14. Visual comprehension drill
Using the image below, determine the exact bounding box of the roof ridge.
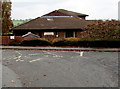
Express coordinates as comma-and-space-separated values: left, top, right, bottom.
57, 9, 88, 16
22, 32, 40, 37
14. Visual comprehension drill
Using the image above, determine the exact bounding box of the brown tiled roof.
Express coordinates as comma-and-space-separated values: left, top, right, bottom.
58, 9, 88, 16
12, 17, 87, 30
42, 9, 88, 17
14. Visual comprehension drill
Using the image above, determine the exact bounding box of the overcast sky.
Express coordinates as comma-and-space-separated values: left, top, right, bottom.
11, 0, 119, 20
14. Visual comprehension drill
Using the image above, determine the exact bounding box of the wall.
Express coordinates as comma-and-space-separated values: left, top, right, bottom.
36, 31, 81, 40
58, 31, 64, 38
0, 36, 23, 45
0, 31, 83, 45
41, 31, 65, 41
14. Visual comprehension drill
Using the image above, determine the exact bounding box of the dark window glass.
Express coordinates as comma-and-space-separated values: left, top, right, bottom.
65, 31, 75, 38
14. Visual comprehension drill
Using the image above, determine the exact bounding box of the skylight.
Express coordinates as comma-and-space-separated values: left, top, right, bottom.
43, 16, 73, 18
47, 18, 53, 21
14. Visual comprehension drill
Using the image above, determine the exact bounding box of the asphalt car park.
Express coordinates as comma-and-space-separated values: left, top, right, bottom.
2, 50, 119, 87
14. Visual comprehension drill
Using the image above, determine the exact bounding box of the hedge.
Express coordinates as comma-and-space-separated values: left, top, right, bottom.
8, 37, 120, 48
52, 38, 120, 48
9, 40, 21, 46
77, 40, 120, 48
20, 38, 51, 46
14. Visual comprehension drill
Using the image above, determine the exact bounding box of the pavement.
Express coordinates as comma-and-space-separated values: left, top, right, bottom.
1, 46, 120, 52
2, 65, 22, 87
2, 50, 119, 87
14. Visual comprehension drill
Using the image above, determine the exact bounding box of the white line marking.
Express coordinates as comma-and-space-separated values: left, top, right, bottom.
28, 53, 40, 56
53, 55, 63, 58
16, 59, 24, 62
29, 58, 41, 63
80, 52, 84, 56
20, 60, 24, 62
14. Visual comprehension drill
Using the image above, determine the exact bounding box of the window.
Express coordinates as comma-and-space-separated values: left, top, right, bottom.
10, 36, 15, 39
44, 32, 54, 35
47, 18, 53, 21
65, 31, 76, 38
39, 32, 42, 38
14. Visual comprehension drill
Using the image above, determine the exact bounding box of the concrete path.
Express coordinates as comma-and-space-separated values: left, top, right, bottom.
2, 65, 22, 87
1, 46, 120, 52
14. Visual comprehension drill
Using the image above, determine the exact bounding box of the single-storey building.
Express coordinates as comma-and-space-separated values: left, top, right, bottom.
12, 9, 89, 39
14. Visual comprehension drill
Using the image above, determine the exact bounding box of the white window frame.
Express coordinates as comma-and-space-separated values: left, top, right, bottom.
73, 31, 76, 38
56, 32, 59, 38
10, 36, 15, 39
44, 32, 54, 36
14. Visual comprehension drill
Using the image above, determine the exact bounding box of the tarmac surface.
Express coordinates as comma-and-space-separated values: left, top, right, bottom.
2, 49, 119, 87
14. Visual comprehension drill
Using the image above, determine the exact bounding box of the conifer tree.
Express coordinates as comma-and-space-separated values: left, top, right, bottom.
2, 0, 13, 34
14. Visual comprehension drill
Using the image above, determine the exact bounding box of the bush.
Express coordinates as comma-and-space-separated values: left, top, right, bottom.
8, 37, 120, 48
21, 38, 51, 46
9, 40, 21, 46
52, 38, 80, 46
52, 38, 64, 43
64, 38, 80, 42
52, 38, 120, 48
77, 40, 120, 48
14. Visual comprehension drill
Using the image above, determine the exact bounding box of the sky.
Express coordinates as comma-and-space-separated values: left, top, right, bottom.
119, 1, 120, 20
11, 0, 120, 20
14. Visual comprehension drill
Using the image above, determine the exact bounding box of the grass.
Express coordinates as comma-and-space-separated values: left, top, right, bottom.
12, 20, 25, 26
12, 20, 31, 26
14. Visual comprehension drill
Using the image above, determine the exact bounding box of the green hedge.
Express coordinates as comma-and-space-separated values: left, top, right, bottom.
77, 40, 120, 48
9, 40, 21, 46
21, 39, 51, 46
8, 37, 120, 48
53, 38, 120, 48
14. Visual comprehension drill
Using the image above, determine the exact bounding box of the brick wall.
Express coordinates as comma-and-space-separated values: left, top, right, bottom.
0, 31, 83, 45
0, 36, 23, 45
0, 36, 10, 45
41, 32, 65, 41
42, 31, 82, 39
58, 32, 64, 38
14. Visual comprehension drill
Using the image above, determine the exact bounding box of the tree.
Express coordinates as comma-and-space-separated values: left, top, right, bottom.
0, 1, 2, 35
2, 0, 13, 34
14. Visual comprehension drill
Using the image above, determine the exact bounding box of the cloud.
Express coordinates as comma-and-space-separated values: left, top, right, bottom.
11, 0, 119, 20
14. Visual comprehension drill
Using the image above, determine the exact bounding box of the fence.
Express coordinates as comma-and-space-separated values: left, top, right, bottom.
0, 36, 23, 45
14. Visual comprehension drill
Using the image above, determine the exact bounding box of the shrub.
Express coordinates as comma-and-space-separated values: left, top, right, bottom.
52, 38, 64, 43
9, 40, 21, 46
64, 38, 80, 42
52, 38, 80, 46
21, 38, 51, 46
77, 40, 120, 48
52, 37, 120, 48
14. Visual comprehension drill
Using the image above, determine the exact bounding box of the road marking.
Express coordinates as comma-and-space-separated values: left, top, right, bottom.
16, 59, 20, 62
29, 58, 41, 63
28, 53, 40, 56
16, 59, 24, 62
80, 52, 84, 56
16, 51, 22, 55
53, 55, 63, 58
